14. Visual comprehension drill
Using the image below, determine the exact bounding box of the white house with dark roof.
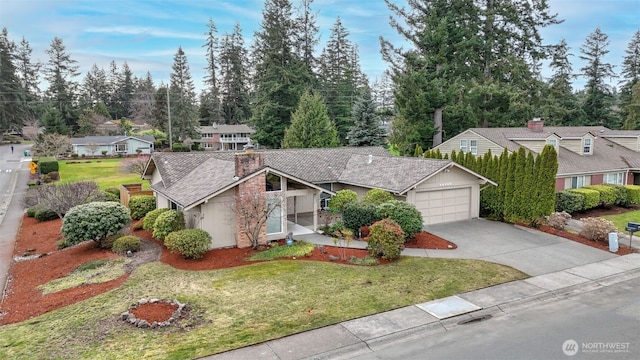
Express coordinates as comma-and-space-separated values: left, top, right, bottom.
142, 147, 495, 249
195, 124, 255, 151
434, 120, 640, 190
71, 135, 155, 156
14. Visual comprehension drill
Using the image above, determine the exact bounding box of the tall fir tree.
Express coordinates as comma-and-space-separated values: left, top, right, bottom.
293, 0, 320, 76
282, 90, 339, 148
251, 0, 312, 148
219, 23, 251, 124
44, 36, 79, 134
0, 28, 25, 132
169, 46, 200, 143
14, 36, 42, 122
130, 72, 156, 125
543, 40, 584, 125
201, 18, 222, 125
151, 83, 169, 134
81, 64, 108, 106
619, 30, 640, 129
579, 27, 619, 127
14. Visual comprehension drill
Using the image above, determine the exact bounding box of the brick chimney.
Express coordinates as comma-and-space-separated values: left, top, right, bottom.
235, 152, 264, 178
527, 118, 544, 132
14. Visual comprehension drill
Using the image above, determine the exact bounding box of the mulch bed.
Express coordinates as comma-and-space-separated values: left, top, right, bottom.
537, 225, 635, 255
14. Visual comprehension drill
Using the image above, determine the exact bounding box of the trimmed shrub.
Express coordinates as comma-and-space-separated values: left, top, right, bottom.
609, 185, 630, 206
143, 208, 170, 230
34, 208, 59, 222
325, 221, 346, 236
47, 171, 60, 181
38, 159, 59, 175
112, 235, 142, 254
102, 191, 120, 202
165, 229, 211, 259
579, 217, 617, 242
376, 200, 424, 240
367, 218, 405, 260
152, 210, 185, 241
128, 195, 156, 220
556, 191, 584, 213
61, 202, 131, 247
342, 201, 381, 234
625, 185, 640, 204
362, 189, 394, 206
104, 187, 121, 200
568, 188, 599, 210
584, 185, 617, 206
546, 211, 571, 230
328, 189, 358, 213
26, 206, 38, 217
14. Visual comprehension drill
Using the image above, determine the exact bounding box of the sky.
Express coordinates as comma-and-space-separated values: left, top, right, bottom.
1, 0, 639, 93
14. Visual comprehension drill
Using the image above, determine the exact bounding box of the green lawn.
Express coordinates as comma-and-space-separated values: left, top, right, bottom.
602, 210, 640, 232
0, 258, 526, 359
58, 158, 149, 190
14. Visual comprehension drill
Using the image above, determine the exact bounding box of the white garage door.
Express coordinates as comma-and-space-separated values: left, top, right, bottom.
414, 188, 471, 225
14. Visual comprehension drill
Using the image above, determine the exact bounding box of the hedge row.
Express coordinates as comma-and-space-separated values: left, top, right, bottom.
556, 184, 640, 213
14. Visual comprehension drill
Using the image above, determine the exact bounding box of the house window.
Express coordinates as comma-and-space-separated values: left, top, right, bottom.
265, 197, 282, 234
115, 143, 128, 152
266, 173, 282, 192
583, 138, 592, 154
470, 140, 478, 155
571, 176, 586, 189
603, 173, 623, 185
547, 139, 557, 148
460, 139, 468, 153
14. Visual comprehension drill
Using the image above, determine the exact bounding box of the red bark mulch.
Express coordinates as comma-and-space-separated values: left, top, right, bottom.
537, 225, 635, 255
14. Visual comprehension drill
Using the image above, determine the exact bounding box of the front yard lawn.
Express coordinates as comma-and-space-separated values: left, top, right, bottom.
58, 158, 150, 190
602, 210, 640, 233
0, 257, 526, 359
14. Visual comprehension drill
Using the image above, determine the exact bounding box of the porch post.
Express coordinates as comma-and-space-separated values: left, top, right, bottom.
294, 196, 298, 223
313, 191, 318, 231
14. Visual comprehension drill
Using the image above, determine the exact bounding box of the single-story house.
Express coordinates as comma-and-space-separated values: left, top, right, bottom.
71, 135, 155, 156
142, 147, 495, 249
433, 120, 640, 190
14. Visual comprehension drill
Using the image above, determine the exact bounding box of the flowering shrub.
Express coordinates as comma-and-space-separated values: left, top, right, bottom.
61, 202, 131, 247
367, 218, 405, 260
579, 217, 617, 242
165, 229, 211, 259
546, 211, 571, 230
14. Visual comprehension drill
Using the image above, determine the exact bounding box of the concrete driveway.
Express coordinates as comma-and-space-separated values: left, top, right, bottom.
409, 218, 619, 276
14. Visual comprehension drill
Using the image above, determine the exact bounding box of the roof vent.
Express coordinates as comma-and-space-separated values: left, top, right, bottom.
368, 154, 373, 164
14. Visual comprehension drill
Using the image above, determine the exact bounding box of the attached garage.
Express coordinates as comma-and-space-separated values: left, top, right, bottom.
414, 187, 472, 225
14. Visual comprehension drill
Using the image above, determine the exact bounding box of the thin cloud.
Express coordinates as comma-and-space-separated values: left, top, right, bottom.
85, 26, 204, 40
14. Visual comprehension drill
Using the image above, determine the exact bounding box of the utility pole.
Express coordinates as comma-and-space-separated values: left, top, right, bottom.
166, 85, 172, 150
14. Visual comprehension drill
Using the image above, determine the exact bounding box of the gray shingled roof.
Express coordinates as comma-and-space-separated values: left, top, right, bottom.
70, 135, 154, 145
197, 124, 255, 134
146, 147, 471, 208
557, 137, 640, 175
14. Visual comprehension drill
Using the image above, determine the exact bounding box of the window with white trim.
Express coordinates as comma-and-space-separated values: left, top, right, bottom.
115, 143, 128, 152
547, 138, 557, 148
570, 176, 586, 189
460, 139, 468, 153
582, 138, 592, 154
603, 173, 623, 185
469, 140, 478, 155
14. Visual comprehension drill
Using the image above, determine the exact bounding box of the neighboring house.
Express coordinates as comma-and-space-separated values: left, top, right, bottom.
142, 147, 495, 249
434, 119, 640, 190
195, 124, 255, 151
71, 135, 155, 156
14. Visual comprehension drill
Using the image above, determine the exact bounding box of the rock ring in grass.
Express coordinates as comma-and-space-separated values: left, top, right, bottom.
121, 298, 187, 329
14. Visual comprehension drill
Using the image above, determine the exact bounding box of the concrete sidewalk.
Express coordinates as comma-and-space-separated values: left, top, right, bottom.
201, 253, 640, 360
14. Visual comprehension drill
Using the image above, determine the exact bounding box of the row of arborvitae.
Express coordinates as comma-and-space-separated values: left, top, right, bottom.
326, 188, 424, 260
556, 184, 640, 213
424, 145, 559, 224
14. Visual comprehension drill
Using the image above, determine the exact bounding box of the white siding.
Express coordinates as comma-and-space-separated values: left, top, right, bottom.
604, 137, 640, 152
435, 130, 504, 158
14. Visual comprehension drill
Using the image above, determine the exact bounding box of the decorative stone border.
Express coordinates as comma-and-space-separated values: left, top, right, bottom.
121, 298, 186, 329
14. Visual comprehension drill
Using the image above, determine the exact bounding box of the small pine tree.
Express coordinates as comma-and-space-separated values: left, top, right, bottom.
413, 145, 424, 157
434, 148, 442, 159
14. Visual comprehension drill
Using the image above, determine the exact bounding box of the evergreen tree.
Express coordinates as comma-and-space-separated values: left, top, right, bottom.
579, 28, 618, 127
44, 36, 79, 134
201, 18, 222, 125
169, 46, 200, 143
293, 0, 320, 75
623, 81, 640, 130
42, 107, 69, 135
619, 30, 640, 128
151, 84, 169, 134
536, 145, 558, 217
130, 72, 156, 125
542, 40, 584, 125
346, 89, 386, 146
14, 36, 42, 122
116, 62, 135, 119
502, 150, 518, 221
251, 0, 312, 148
81, 64, 108, 105
219, 23, 251, 124
282, 90, 339, 148
0, 28, 25, 132
522, 151, 535, 221
496, 148, 510, 218
319, 17, 365, 144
